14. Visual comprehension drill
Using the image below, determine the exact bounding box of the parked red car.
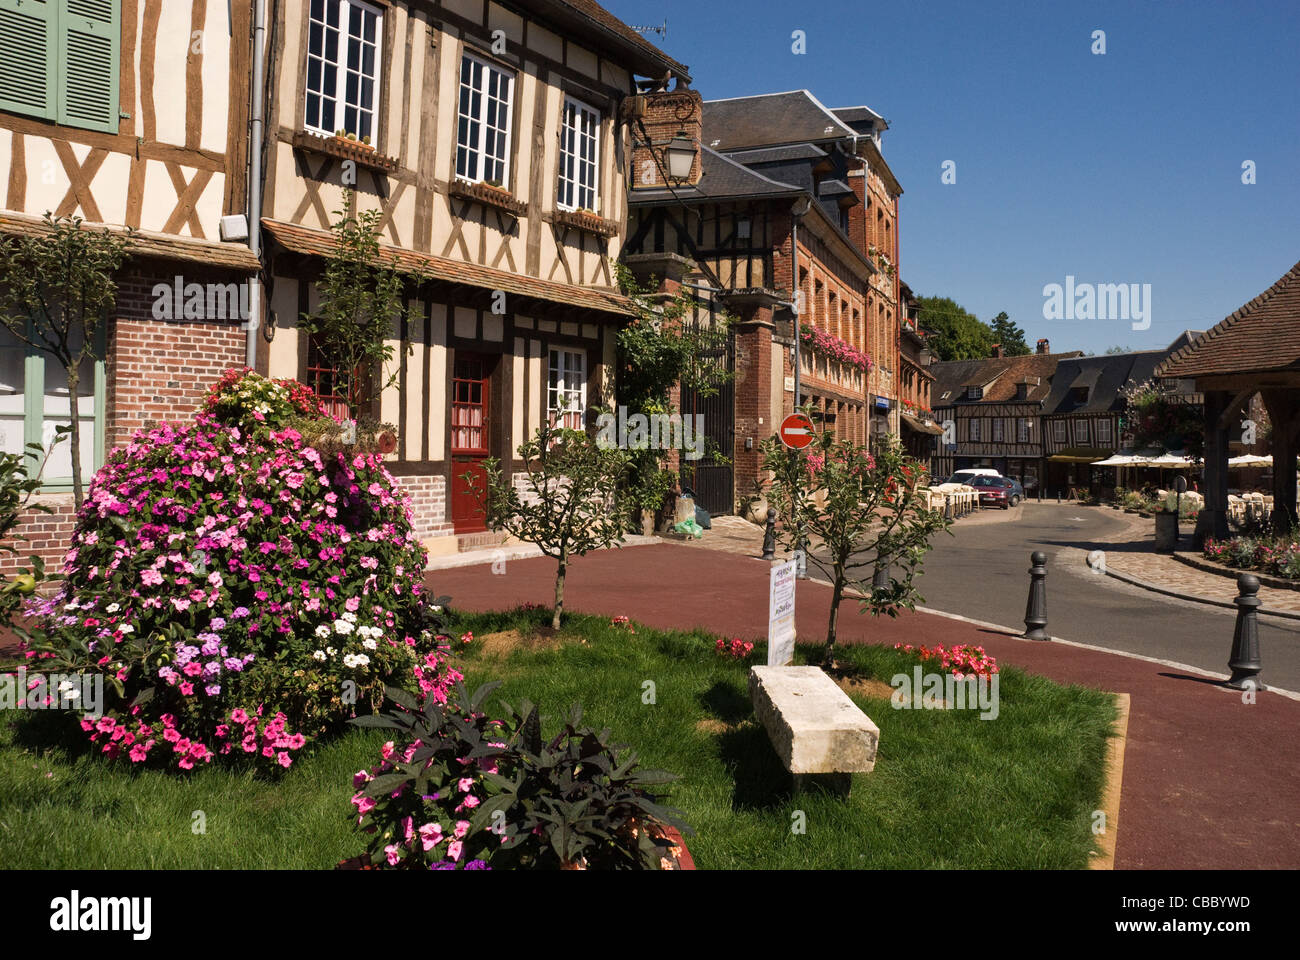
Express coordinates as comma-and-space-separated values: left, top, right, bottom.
970, 475, 1023, 509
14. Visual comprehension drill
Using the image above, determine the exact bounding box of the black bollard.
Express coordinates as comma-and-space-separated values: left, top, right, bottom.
1226, 574, 1265, 690
1023, 551, 1049, 640
873, 557, 890, 594
761, 508, 777, 561
1056, 489, 1062, 504
944, 496, 953, 521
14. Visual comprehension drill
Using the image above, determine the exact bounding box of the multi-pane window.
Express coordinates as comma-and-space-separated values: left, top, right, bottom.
304, 334, 352, 420
304, 0, 382, 140
1095, 418, 1112, 444
968, 419, 981, 442
991, 418, 1004, 442
1018, 418, 1031, 443
1076, 420, 1089, 445
558, 96, 600, 211
456, 52, 514, 185
547, 349, 586, 430
1053, 420, 1066, 443
0, 325, 102, 485
0, 0, 120, 133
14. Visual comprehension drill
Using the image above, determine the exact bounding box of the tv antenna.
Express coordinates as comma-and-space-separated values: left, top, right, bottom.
629, 19, 667, 40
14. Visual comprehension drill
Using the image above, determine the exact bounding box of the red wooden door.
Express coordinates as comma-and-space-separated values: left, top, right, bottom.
451, 355, 491, 533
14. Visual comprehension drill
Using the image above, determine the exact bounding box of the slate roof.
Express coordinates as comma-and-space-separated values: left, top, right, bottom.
831, 105, 887, 130
932, 352, 1084, 406
627, 145, 802, 204
702, 91, 857, 152
723, 144, 829, 164
1156, 259, 1300, 378
262, 219, 631, 316
1040, 351, 1164, 416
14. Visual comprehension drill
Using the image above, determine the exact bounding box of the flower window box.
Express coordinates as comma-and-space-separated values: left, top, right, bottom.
449, 178, 529, 218
291, 129, 398, 174
551, 208, 619, 238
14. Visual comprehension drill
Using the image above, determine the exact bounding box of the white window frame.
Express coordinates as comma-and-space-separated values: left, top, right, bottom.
547, 349, 586, 431
303, 0, 384, 141
968, 418, 981, 442
456, 51, 514, 187
558, 95, 601, 213
1095, 418, 1112, 444
1076, 420, 1089, 445
1017, 418, 1031, 443
1053, 419, 1066, 444
991, 418, 1004, 442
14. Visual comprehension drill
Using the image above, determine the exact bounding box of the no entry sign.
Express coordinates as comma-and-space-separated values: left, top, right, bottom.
779, 412, 815, 450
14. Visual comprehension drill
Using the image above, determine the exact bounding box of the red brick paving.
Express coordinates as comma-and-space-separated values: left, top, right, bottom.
429, 542, 1300, 870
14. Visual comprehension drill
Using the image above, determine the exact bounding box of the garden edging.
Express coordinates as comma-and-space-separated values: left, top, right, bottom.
1172, 551, 1300, 592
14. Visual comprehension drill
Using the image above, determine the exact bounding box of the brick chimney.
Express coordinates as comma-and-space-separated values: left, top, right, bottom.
628, 87, 703, 191
990, 343, 1003, 358
1036, 338, 1050, 355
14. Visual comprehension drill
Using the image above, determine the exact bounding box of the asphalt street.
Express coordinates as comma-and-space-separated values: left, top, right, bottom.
865, 501, 1300, 692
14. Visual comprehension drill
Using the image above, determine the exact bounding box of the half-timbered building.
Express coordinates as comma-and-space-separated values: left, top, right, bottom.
1, 0, 261, 571
931, 343, 1082, 492
623, 89, 896, 513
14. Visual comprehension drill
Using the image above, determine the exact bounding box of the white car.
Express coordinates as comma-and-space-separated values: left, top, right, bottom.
948, 468, 1001, 486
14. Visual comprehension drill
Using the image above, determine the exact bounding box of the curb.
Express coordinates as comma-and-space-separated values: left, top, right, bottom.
1089, 692, 1130, 871
1171, 551, 1300, 593
423, 536, 660, 572
912, 604, 1300, 701
1095, 563, 1300, 622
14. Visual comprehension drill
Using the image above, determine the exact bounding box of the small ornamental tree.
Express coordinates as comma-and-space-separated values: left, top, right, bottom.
0, 214, 131, 507
299, 192, 409, 414
469, 422, 630, 630
762, 430, 950, 666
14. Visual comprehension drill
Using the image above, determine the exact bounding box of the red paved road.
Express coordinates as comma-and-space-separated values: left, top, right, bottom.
430, 542, 1300, 870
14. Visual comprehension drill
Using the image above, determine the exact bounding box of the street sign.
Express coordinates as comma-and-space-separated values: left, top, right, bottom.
768, 559, 797, 666
779, 412, 815, 450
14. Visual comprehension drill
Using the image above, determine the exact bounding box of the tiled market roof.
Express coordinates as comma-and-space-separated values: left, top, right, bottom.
262, 219, 632, 317
1156, 259, 1300, 378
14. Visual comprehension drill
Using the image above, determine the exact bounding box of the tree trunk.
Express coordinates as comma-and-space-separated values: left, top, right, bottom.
552, 555, 566, 630
823, 573, 844, 667
67, 365, 83, 509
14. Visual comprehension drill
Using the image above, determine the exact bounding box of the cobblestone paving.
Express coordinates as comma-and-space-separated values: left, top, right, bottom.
1086, 509, 1300, 616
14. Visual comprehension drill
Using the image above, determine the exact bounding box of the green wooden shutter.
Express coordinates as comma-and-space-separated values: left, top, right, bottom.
56, 0, 118, 132
0, 0, 57, 121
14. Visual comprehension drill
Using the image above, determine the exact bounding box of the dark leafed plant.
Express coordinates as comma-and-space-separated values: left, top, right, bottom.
0, 214, 131, 508
762, 430, 950, 667
349, 681, 508, 870
475, 700, 690, 870
467, 422, 630, 630
349, 683, 690, 870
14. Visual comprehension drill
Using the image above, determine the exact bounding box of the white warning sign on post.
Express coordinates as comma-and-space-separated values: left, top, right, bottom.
768, 559, 797, 666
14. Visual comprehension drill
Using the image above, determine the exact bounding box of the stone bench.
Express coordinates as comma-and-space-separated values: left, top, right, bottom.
748, 666, 880, 795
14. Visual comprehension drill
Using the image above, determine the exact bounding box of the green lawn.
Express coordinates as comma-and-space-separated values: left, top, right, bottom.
0, 609, 1118, 869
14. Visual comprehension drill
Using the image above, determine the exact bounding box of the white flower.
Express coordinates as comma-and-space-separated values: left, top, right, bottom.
342, 653, 370, 669
431, 605, 443, 613
118, 624, 134, 635
362, 638, 377, 651
315, 624, 331, 639
106, 603, 120, 613
312, 650, 327, 662
326, 647, 337, 657
333, 619, 355, 636
342, 611, 358, 624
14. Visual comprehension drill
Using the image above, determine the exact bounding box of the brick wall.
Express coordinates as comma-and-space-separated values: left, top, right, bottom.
396, 473, 453, 542
733, 314, 773, 502
0, 493, 76, 578
630, 89, 703, 191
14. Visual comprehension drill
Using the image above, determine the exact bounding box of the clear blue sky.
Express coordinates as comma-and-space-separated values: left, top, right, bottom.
606, 0, 1300, 355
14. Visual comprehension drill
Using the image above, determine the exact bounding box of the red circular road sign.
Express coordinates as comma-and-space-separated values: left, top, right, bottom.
779, 413, 815, 450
